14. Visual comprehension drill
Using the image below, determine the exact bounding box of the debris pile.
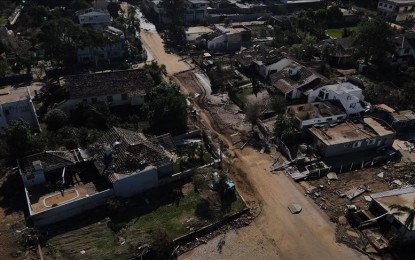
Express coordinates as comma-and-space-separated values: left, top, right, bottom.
176, 211, 254, 255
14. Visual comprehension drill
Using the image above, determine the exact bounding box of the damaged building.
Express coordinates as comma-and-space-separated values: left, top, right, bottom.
17, 127, 175, 226
308, 117, 396, 158
58, 69, 155, 111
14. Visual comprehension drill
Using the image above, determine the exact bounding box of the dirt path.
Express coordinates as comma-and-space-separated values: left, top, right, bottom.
140, 31, 192, 75
230, 148, 366, 259
139, 20, 366, 259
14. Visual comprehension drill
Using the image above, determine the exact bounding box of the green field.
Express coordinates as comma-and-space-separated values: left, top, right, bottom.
325, 27, 357, 39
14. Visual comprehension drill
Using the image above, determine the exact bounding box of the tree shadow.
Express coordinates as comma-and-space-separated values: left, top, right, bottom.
0, 171, 29, 216
44, 182, 183, 238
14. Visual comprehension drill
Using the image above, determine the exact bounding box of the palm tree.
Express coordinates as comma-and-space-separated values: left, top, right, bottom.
390, 204, 415, 230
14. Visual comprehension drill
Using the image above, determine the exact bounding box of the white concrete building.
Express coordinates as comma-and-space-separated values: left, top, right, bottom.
17, 127, 175, 226
76, 8, 111, 27
207, 24, 251, 52
389, 32, 415, 66
308, 82, 370, 115
378, 0, 415, 22
0, 87, 40, 133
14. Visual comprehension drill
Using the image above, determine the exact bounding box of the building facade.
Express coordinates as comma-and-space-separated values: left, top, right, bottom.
309, 117, 396, 157
378, 0, 415, 22
77, 8, 111, 27
308, 82, 370, 115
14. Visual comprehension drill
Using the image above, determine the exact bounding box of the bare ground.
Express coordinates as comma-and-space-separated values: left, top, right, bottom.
140, 31, 192, 75
180, 225, 281, 260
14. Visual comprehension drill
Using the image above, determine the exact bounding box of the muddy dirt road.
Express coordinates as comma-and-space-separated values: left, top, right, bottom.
140, 17, 366, 259
140, 31, 192, 75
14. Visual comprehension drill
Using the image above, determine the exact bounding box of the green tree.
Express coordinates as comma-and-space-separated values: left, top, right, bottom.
70, 102, 118, 130
390, 204, 415, 230
145, 83, 188, 135
192, 174, 205, 193
70, 0, 91, 11
160, 0, 186, 24
149, 228, 174, 260
4, 120, 33, 158
0, 60, 7, 77
107, 2, 121, 18
269, 95, 286, 115
39, 18, 104, 66
144, 61, 167, 85
353, 17, 393, 63
44, 109, 67, 131
245, 100, 260, 131
274, 115, 297, 149
251, 76, 260, 97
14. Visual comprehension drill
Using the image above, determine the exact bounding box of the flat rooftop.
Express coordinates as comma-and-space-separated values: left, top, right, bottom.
324, 82, 361, 95
390, 110, 415, 123
287, 102, 345, 121
309, 118, 395, 145
371, 186, 415, 230
380, 0, 415, 6
216, 25, 249, 34
186, 26, 213, 34
0, 86, 31, 103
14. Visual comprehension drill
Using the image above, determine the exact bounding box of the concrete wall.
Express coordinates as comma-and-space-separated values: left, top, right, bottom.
79, 12, 111, 26
370, 199, 415, 241
157, 162, 173, 179
0, 97, 40, 133
112, 166, 158, 197
22, 170, 46, 188
297, 114, 347, 129
31, 189, 114, 227
206, 13, 271, 24
207, 34, 227, 50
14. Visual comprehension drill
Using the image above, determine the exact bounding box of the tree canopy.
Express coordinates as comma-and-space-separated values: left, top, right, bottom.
4, 120, 34, 158
353, 17, 394, 63
274, 115, 297, 150
160, 0, 186, 24
44, 109, 68, 131
107, 2, 121, 18
38, 18, 104, 65
145, 83, 188, 135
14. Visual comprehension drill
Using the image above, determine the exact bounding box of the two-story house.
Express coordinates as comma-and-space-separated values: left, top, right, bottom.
307, 82, 371, 115
378, 0, 415, 22
308, 117, 396, 158
206, 24, 251, 52
389, 31, 415, 66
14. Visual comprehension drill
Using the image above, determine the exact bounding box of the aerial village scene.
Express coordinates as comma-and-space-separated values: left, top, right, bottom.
2, 0, 415, 259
